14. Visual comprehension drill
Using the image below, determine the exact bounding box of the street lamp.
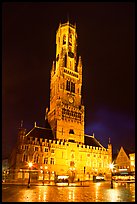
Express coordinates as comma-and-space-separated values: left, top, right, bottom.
109, 163, 114, 189
28, 162, 33, 188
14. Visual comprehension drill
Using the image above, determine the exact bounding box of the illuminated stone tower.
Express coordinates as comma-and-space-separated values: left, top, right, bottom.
48, 21, 84, 143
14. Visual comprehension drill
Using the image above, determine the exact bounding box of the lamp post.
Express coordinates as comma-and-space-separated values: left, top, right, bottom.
28, 162, 33, 188
109, 163, 114, 189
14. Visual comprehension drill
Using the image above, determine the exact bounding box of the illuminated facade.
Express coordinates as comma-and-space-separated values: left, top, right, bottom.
48, 22, 84, 143
9, 21, 112, 182
113, 146, 135, 173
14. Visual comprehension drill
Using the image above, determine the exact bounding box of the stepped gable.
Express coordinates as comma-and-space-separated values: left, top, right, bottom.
26, 120, 54, 140
84, 135, 103, 148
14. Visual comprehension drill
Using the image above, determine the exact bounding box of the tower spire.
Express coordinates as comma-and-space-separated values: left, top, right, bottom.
77, 56, 82, 74
45, 107, 48, 121
51, 61, 55, 76
20, 120, 23, 128
109, 137, 111, 144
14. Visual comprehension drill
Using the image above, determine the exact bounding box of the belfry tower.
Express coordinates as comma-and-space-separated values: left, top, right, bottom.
48, 21, 84, 143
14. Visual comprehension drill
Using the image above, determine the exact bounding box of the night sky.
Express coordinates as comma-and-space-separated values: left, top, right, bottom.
2, 2, 135, 159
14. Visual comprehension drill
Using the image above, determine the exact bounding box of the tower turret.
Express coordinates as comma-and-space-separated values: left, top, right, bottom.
18, 120, 26, 144
108, 137, 113, 165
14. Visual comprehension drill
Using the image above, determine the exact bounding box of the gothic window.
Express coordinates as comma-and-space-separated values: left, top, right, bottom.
50, 158, 54, 165
71, 82, 75, 93
45, 148, 48, 152
66, 81, 75, 93
64, 54, 67, 67
63, 34, 66, 45
44, 157, 48, 164
66, 80, 71, 91
35, 147, 39, 151
51, 149, 54, 153
69, 34, 72, 45
25, 145, 28, 150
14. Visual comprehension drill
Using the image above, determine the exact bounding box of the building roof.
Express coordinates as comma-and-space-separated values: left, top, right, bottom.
25, 121, 105, 148
84, 135, 104, 148
26, 127, 54, 140
26, 120, 54, 140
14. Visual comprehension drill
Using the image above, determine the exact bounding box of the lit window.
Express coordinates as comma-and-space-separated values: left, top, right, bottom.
45, 148, 48, 152
50, 158, 54, 165
66, 80, 71, 91
44, 158, 48, 164
71, 82, 75, 93
25, 145, 28, 150
63, 34, 66, 45
51, 149, 54, 153
35, 147, 39, 151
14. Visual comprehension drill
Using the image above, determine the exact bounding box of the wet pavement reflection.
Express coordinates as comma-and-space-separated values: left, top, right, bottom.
2, 181, 135, 202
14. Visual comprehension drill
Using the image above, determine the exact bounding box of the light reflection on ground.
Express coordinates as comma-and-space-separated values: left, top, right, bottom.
2, 181, 135, 202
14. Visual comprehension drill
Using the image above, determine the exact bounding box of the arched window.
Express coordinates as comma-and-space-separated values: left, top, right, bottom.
63, 34, 66, 45
69, 34, 72, 45
64, 54, 67, 67
66, 80, 70, 91
71, 82, 75, 93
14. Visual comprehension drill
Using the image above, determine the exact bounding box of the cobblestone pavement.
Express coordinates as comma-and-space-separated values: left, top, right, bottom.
2, 181, 135, 202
